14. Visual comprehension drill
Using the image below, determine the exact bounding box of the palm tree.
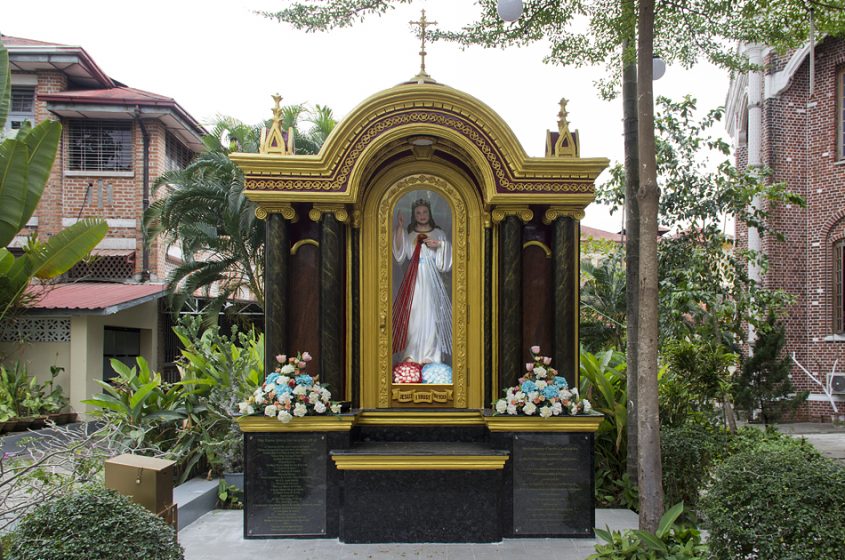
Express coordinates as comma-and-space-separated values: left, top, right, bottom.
580, 248, 627, 352
145, 106, 336, 318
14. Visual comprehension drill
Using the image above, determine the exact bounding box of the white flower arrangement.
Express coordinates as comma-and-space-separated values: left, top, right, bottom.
238, 351, 342, 423
494, 346, 592, 417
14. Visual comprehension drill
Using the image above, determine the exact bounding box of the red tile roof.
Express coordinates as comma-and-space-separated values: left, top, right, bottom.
581, 225, 623, 242
0, 35, 71, 47
26, 283, 166, 313
41, 86, 177, 106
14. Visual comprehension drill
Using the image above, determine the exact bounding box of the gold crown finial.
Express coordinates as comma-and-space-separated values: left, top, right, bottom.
409, 9, 438, 83
546, 98, 579, 158
260, 93, 295, 155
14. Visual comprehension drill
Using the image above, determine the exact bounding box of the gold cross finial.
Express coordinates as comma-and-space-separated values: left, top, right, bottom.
409, 9, 438, 82
272, 93, 283, 120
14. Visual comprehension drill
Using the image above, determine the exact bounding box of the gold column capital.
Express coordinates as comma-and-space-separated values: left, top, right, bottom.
255, 203, 298, 222
543, 206, 585, 224
491, 206, 533, 224
351, 209, 363, 229
309, 204, 350, 224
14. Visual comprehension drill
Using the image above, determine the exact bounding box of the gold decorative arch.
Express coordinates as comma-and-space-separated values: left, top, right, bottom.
232, 82, 608, 211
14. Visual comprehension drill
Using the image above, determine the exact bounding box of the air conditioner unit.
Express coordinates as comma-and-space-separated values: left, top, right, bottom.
830, 373, 845, 394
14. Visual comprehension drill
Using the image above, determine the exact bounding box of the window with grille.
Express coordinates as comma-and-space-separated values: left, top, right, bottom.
4, 87, 35, 135
165, 132, 193, 172
835, 240, 844, 334
68, 120, 133, 172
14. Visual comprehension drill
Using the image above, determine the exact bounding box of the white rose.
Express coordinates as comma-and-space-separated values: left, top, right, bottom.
254, 392, 265, 406
495, 400, 508, 414
552, 402, 563, 415
506, 404, 518, 415
314, 401, 327, 414
528, 391, 540, 402
506, 387, 515, 399
534, 367, 547, 379
523, 402, 537, 415
515, 391, 526, 402
278, 376, 290, 386
330, 403, 342, 414
293, 403, 307, 417
582, 399, 592, 413
293, 384, 307, 396
278, 411, 292, 423
321, 388, 332, 401
536, 380, 547, 390
560, 389, 572, 400
539, 406, 553, 418
308, 392, 321, 403
569, 402, 578, 415
238, 401, 251, 414
264, 404, 277, 417
571, 387, 580, 398
281, 364, 295, 375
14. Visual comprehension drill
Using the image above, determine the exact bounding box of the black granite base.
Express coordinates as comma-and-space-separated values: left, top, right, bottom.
339, 469, 503, 543
490, 431, 595, 537
244, 431, 349, 538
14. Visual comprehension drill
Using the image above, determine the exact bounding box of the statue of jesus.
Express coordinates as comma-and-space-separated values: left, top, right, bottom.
392, 197, 453, 366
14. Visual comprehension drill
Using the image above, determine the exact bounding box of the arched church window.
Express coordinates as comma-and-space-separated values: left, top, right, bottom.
835, 239, 845, 334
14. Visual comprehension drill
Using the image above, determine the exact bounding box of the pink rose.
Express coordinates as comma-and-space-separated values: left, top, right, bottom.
530, 345, 540, 355
289, 357, 296, 363
298, 361, 307, 369
302, 352, 313, 362
543, 356, 552, 365
525, 363, 534, 372
276, 354, 286, 363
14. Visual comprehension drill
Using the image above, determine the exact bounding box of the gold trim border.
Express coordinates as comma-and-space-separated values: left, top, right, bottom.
236, 415, 356, 432
290, 238, 319, 255
483, 414, 603, 432
331, 455, 509, 470
356, 410, 485, 426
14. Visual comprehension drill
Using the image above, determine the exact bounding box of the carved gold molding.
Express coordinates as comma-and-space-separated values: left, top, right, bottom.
351, 209, 362, 229
491, 206, 533, 224
236, 415, 356, 432
254, 203, 298, 222
391, 386, 454, 406
543, 206, 585, 224
290, 239, 319, 256
331, 454, 508, 470
308, 204, 350, 223
483, 414, 603, 432
523, 240, 552, 258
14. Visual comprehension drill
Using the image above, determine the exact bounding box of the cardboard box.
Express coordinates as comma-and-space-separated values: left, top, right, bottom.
104, 454, 175, 518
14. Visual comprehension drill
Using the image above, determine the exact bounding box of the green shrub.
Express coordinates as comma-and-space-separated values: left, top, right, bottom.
7, 485, 183, 560
589, 502, 708, 559
701, 443, 845, 560
661, 421, 726, 510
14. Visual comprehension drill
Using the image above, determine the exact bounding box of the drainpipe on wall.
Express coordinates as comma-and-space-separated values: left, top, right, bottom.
135, 107, 151, 282
745, 43, 764, 345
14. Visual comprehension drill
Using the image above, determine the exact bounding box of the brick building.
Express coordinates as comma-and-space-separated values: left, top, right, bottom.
0, 35, 205, 414
726, 37, 845, 420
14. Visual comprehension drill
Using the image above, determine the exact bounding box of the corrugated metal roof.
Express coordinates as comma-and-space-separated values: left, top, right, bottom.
26, 283, 166, 314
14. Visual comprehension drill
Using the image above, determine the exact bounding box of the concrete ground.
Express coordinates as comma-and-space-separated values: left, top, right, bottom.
776, 422, 845, 464
179, 509, 638, 560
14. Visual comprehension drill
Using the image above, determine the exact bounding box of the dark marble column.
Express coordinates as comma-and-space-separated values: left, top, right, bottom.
350, 225, 361, 408
265, 213, 288, 378
552, 216, 579, 388
484, 225, 493, 408
320, 213, 344, 392
499, 216, 523, 390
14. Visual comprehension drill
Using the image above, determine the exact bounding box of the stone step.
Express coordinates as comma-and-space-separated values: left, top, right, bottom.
174, 477, 219, 531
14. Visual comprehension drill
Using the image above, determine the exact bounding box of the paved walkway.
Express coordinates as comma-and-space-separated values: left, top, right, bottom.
775, 422, 845, 464
179, 509, 638, 560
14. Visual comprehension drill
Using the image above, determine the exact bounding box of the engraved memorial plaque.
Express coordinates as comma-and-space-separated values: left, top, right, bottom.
512, 433, 592, 536
245, 433, 327, 537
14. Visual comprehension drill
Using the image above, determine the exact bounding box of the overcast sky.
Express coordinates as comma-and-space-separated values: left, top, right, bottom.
3, 0, 732, 232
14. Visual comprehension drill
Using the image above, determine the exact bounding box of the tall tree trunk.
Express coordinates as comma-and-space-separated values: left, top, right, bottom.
636, 0, 664, 532
622, 0, 640, 489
